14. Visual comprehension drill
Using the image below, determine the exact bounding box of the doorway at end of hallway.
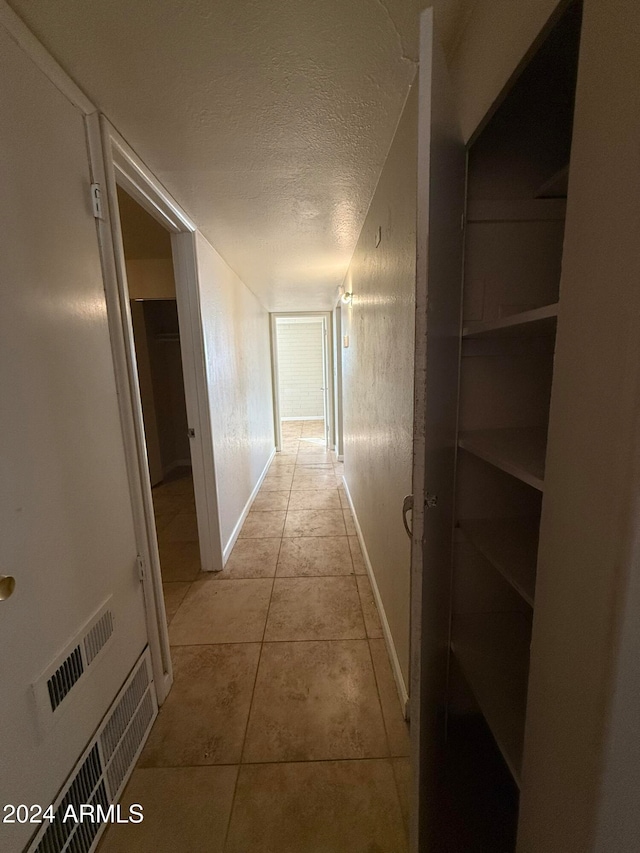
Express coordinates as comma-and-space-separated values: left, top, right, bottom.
271, 313, 333, 454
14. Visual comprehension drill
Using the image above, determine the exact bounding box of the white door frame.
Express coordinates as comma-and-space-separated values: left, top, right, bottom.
86, 115, 224, 704
269, 312, 335, 452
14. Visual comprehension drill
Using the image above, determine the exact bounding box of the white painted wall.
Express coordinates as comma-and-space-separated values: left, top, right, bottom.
276, 318, 325, 419
0, 26, 147, 851
195, 232, 275, 552
342, 83, 417, 689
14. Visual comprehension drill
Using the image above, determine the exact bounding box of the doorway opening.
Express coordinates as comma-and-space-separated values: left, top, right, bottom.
118, 188, 201, 601
91, 118, 224, 702
271, 313, 334, 454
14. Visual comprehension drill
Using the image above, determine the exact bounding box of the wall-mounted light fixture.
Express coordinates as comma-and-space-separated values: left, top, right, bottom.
340, 289, 353, 305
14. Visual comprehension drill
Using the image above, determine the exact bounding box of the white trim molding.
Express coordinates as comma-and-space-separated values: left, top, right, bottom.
86, 116, 225, 704
342, 476, 409, 713
270, 311, 335, 453
222, 447, 276, 564
85, 114, 172, 706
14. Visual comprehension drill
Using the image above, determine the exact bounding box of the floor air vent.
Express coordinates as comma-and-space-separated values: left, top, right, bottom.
31, 746, 104, 853
34, 599, 115, 722
105, 690, 154, 798
27, 649, 156, 853
100, 660, 150, 762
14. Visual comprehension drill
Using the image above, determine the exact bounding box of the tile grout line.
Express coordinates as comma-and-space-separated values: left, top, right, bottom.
334, 469, 408, 826
366, 634, 394, 761
135, 754, 395, 771
222, 538, 282, 844
155, 429, 389, 846
221, 442, 299, 839
169, 636, 375, 647
350, 530, 394, 761
224, 454, 292, 850
160, 433, 406, 849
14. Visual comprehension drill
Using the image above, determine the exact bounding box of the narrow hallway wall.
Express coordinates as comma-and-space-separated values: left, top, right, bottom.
342, 83, 417, 689
195, 233, 275, 553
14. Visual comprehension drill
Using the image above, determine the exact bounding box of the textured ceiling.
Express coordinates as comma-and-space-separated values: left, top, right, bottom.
10, 0, 473, 310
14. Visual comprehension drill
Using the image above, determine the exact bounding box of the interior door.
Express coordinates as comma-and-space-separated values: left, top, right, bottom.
409, 8, 466, 852
0, 26, 148, 852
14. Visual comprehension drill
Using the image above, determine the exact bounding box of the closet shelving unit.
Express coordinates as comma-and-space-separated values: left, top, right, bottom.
446, 0, 582, 809
462, 302, 559, 341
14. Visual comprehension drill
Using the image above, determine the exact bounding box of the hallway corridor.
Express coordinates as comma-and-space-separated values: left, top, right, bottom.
100, 420, 410, 852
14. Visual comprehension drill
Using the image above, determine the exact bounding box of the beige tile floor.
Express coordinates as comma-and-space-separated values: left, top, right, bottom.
100, 420, 410, 852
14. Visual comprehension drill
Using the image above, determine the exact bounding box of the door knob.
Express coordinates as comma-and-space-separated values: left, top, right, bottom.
0, 575, 16, 601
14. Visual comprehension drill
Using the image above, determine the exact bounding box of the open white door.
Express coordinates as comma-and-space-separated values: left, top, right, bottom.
409, 8, 466, 852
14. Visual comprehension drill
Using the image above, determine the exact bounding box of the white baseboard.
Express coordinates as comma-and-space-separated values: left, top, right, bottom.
342, 476, 409, 714
221, 447, 276, 565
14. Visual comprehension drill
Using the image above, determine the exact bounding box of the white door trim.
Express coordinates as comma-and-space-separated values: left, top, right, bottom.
86, 115, 223, 704
269, 312, 335, 452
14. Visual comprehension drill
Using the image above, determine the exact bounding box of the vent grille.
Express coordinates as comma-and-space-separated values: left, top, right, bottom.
34, 598, 115, 722
47, 646, 85, 711
27, 650, 156, 853
65, 782, 108, 853
100, 660, 149, 763
84, 610, 114, 666
33, 745, 103, 853
106, 691, 154, 798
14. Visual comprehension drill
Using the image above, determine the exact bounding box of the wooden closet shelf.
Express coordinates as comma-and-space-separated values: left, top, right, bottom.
451, 612, 532, 786
535, 164, 569, 199
458, 428, 547, 491
463, 303, 558, 339
466, 198, 567, 222
459, 517, 540, 606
